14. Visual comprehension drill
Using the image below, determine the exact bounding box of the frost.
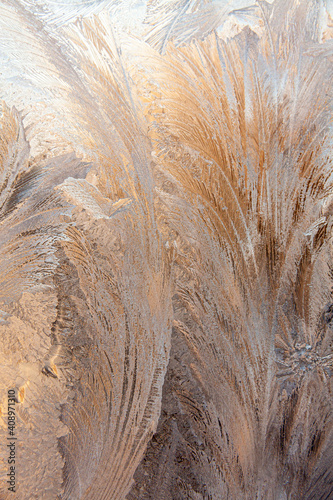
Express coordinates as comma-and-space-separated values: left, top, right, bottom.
0, 1, 332, 499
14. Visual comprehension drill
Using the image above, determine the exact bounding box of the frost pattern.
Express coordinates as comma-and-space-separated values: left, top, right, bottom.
0, 1, 332, 499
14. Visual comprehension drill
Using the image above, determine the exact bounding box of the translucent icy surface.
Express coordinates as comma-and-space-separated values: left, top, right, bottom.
0, 1, 332, 499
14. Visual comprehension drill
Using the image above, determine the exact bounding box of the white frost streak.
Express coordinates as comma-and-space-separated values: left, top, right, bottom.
55, 178, 132, 219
